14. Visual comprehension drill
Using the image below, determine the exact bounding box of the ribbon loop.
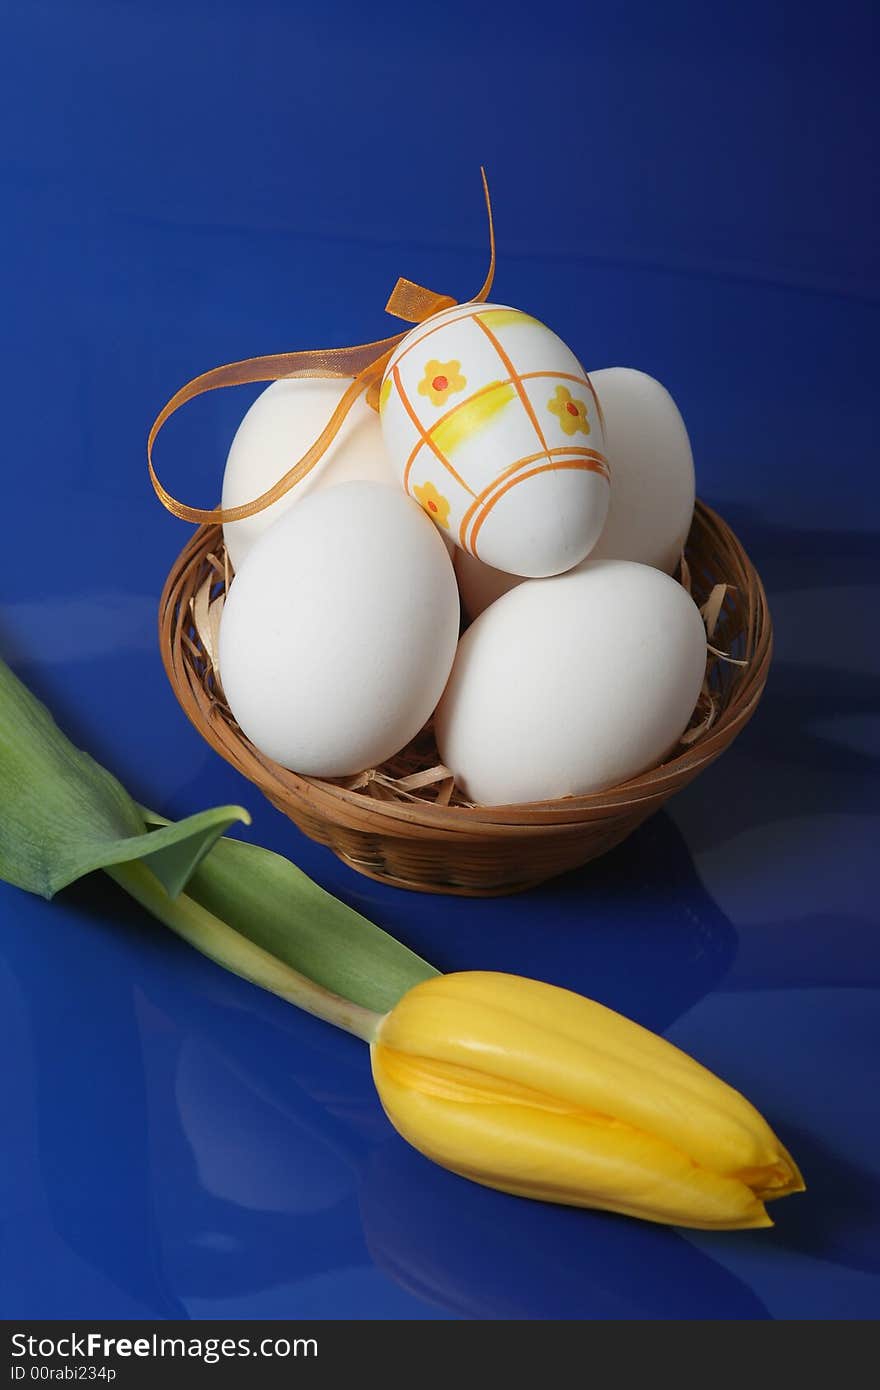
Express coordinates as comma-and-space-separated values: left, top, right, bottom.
148, 169, 495, 529
385, 278, 457, 324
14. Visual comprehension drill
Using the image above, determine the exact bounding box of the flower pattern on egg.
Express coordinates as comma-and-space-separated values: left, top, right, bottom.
548, 384, 591, 437
413, 480, 451, 529
418, 359, 467, 408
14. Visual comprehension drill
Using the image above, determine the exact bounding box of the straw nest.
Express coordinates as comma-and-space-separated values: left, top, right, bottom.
159, 500, 771, 895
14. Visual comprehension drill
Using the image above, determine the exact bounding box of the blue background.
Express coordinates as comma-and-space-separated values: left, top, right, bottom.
1, 0, 878, 1319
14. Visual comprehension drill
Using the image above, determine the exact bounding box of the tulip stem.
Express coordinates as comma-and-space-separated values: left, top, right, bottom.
104, 859, 383, 1042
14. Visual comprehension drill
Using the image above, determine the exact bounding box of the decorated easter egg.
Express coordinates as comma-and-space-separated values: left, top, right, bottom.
454, 367, 696, 620
222, 377, 395, 572
378, 303, 610, 578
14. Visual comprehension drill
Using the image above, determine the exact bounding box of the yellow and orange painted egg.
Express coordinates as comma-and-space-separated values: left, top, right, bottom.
378, 303, 609, 577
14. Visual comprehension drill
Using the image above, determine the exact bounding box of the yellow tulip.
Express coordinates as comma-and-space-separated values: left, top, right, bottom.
371, 972, 804, 1230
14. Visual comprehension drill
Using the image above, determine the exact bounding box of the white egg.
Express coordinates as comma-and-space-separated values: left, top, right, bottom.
454, 547, 518, 621
222, 377, 395, 572
219, 482, 460, 777
453, 547, 518, 622
453, 367, 697, 619
588, 368, 695, 572
379, 303, 610, 578
435, 560, 706, 805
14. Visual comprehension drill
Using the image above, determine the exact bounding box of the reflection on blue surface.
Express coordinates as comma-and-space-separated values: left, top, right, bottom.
1, 0, 878, 1320
360, 1143, 770, 1319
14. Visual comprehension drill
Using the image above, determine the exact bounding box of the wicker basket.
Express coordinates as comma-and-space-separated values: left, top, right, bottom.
159, 500, 771, 895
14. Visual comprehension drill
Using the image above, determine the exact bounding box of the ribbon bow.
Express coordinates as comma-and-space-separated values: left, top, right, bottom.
148, 171, 495, 526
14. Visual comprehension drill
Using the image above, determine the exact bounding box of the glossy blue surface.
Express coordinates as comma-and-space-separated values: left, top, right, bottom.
1, 0, 878, 1320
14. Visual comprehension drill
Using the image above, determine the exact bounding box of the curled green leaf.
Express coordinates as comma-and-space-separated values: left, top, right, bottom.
0, 657, 248, 897
0, 655, 437, 1037
144, 810, 439, 1017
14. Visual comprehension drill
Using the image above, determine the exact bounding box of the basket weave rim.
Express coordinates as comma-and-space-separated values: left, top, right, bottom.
159, 499, 771, 832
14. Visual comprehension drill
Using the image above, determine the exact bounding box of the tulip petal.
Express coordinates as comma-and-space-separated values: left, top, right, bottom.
379, 973, 796, 1185
372, 1044, 773, 1230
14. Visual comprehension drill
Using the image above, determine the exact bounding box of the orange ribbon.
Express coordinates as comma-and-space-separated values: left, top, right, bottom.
148, 170, 496, 526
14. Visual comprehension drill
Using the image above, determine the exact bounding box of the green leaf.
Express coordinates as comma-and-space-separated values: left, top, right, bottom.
0, 654, 437, 1038
146, 813, 439, 1016
136, 807, 252, 898
0, 656, 248, 897
142, 811, 439, 1017
106, 858, 389, 1041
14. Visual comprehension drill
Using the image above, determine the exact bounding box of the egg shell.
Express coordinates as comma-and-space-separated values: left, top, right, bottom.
435, 559, 707, 805
219, 482, 460, 777
453, 367, 697, 620
587, 368, 695, 573
222, 377, 395, 572
454, 547, 519, 621
379, 303, 610, 578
